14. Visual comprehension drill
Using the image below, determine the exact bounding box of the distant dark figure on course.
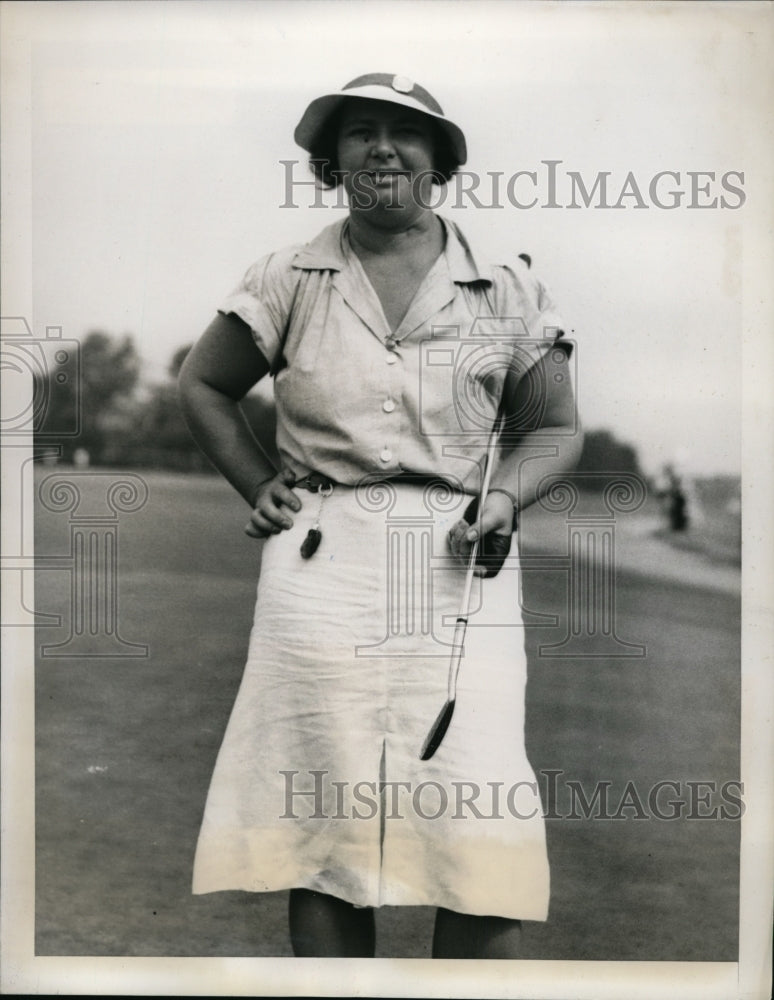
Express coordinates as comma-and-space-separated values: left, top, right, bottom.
660, 464, 689, 532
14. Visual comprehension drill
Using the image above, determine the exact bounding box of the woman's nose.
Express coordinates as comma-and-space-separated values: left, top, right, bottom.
370, 129, 397, 157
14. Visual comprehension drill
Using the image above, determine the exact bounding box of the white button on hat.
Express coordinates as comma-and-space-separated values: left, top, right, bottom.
382, 399, 396, 413
380, 448, 392, 463
392, 75, 414, 94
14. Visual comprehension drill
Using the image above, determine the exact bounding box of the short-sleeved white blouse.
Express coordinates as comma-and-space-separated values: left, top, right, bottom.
219, 216, 566, 494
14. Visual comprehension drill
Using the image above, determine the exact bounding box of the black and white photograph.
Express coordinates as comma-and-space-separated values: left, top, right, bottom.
1, 1, 772, 997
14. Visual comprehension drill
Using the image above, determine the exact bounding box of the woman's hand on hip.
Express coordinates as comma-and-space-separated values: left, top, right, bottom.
244, 468, 302, 539
448, 491, 514, 577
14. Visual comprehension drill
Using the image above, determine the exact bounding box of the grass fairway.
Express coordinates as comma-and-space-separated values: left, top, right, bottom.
34, 470, 740, 959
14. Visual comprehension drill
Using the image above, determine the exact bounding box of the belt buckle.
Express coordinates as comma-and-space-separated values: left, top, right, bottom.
298, 472, 334, 492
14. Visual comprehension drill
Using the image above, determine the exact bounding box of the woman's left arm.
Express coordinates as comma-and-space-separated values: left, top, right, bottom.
448, 346, 583, 563
491, 342, 584, 515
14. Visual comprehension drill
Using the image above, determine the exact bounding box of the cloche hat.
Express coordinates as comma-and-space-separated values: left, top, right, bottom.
294, 72, 467, 166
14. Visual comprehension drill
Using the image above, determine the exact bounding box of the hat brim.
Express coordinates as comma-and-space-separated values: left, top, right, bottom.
294, 85, 467, 167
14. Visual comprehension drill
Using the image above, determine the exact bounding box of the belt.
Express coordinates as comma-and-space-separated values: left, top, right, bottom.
294, 472, 462, 493
292, 472, 513, 573
293, 472, 467, 562
294, 473, 336, 492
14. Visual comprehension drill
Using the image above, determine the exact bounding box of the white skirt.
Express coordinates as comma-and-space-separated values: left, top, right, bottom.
192, 480, 550, 920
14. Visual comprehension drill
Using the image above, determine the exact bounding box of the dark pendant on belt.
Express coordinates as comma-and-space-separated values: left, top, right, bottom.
300, 481, 333, 559
300, 527, 322, 559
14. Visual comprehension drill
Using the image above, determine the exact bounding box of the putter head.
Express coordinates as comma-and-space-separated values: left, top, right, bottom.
419, 699, 456, 760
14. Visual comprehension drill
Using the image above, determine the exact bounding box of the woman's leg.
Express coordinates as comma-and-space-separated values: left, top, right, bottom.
288, 888, 375, 957
432, 908, 522, 959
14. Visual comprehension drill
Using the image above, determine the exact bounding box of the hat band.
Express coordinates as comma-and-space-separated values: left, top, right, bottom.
336, 84, 446, 122
342, 73, 444, 114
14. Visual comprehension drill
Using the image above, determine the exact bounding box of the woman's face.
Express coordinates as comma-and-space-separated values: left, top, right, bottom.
336, 99, 437, 215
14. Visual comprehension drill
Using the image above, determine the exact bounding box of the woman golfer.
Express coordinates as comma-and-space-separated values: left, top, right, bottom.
179, 73, 582, 958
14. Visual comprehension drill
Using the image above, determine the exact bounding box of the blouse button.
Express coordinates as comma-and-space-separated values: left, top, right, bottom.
386, 353, 398, 365
382, 399, 396, 413
379, 448, 392, 463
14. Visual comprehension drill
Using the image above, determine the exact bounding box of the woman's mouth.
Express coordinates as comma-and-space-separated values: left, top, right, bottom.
366, 170, 409, 185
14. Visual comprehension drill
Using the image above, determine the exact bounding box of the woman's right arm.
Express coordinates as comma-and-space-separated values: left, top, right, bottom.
178, 313, 301, 536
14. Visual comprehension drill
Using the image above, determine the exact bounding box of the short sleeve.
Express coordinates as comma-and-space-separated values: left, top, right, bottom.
218, 246, 302, 368
493, 259, 572, 377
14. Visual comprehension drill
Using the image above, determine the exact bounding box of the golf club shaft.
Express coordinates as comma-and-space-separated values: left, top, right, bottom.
445, 417, 501, 702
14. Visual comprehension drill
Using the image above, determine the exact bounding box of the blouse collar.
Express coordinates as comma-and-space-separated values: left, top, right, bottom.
292, 215, 494, 285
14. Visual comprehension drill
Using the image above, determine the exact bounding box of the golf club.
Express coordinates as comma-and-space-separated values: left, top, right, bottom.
419, 413, 502, 760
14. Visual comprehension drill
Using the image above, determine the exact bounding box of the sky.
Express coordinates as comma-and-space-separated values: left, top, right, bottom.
6, 0, 772, 477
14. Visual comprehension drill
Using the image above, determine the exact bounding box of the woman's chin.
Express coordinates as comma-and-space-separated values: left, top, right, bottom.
349, 190, 433, 221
